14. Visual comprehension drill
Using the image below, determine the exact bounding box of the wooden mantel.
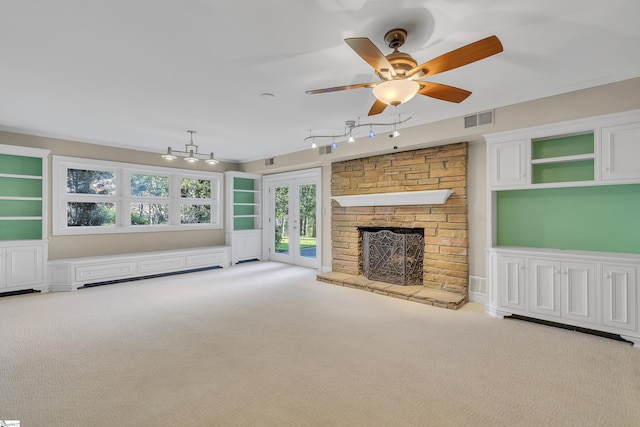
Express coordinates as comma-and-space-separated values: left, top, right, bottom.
332, 189, 454, 207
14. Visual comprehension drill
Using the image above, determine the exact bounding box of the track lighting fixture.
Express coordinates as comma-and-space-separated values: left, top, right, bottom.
389, 123, 400, 138
305, 115, 410, 148
161, 130, 219, 165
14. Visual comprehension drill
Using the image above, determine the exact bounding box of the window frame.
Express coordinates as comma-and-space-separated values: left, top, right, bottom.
52, 156, 222, 235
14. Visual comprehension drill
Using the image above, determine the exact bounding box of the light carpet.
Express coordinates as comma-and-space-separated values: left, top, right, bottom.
1, 261, 639, 426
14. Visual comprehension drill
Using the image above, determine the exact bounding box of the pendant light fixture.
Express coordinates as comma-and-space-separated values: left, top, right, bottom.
161, 130, 219, 165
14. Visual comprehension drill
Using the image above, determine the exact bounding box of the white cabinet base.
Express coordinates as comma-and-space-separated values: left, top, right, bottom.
0, 242, 48, 294
48, 246, 230, 291
487, 248, 640, 347
226, 230, 262, 264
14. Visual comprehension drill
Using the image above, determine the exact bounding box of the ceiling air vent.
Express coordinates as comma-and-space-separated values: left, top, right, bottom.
318, 145, 332, 155
264, 157, 274, 166
464, 110, 494, 128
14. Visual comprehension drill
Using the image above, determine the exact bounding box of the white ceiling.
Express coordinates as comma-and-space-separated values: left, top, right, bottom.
1, 0, 639, 163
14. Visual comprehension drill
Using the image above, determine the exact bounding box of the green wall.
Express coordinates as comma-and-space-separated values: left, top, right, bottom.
496, 184, 640, 254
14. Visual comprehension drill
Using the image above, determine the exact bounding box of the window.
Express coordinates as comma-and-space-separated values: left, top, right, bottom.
53, 156, 222, 235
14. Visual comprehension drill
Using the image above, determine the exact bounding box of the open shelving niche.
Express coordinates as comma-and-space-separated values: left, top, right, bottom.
0, 144, 50, 293
224, 171, 263, 264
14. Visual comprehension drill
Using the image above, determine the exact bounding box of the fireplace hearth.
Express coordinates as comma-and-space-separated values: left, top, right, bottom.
360, 227, 424, 286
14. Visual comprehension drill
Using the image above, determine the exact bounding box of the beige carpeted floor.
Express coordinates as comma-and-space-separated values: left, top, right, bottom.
1, 261, 639, 426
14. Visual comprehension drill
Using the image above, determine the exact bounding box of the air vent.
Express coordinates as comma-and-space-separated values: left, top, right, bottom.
464, 110, 494, 128
469, 275, 487, 295
264, 157, 274, 166
319, 145, 332, 155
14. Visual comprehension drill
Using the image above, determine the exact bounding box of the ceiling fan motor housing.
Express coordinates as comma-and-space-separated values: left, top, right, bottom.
380, 29, 419, 78
384, 29, 407, 49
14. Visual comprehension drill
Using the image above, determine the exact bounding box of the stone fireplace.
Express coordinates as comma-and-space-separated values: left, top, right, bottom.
318, 143, 469, 309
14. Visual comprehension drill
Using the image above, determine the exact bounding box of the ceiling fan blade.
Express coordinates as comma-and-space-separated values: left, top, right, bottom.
306, 82, 378, 94
368, 99, 388, 116
418, 82, 472, 103
345, 37, 396, 77
408, 35, 503, 78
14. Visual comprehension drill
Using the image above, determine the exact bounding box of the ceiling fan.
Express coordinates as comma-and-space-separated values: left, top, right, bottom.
306, 29, 503, 116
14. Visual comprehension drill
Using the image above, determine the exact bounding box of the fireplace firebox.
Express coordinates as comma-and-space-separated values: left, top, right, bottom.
360, 227, 424, 286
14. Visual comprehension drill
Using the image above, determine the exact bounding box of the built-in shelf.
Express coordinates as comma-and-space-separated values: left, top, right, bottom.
225, 171, 263, 264
332, 189, 453, 207
530, 153, 595, 165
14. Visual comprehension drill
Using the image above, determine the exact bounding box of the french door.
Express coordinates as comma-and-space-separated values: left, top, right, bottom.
264, 169, 320, 269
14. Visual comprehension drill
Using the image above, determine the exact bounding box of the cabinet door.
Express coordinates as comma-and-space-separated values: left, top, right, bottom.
498, 255, 526, 312
529, 258, 561, 317
6, 245, 44, 288
601, 263, 637, 332
561, 261, 597, 325
489, 139, 528, 188
232, 230, 262, 263
601, 122, 640, 181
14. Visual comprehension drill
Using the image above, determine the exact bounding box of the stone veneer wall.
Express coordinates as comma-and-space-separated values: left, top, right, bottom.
331, 142, 469, 295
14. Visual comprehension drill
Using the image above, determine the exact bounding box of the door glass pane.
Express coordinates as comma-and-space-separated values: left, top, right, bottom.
274, 186, 289, 254
298, 184, 316, 259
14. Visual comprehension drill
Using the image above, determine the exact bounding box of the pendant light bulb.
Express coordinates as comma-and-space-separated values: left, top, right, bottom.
369, 124, 375, 139
205, 153, 219, 165
161, 147, 177, 160
184, 149, 199, 163
392, 123, 400, 138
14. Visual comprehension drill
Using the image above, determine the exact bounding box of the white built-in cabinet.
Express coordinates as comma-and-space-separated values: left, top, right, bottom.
0, 244, 44, 290
224, 171, 263, 264
0, 144, 49, 293
601, 121, 640, 182
491, 249, 638, 341
488, 139, 527, 188
488, 110, 640, 189
485, 110, 640, 346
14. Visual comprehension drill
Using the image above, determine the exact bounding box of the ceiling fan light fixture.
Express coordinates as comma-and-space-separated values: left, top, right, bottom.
372, 79, 420, 106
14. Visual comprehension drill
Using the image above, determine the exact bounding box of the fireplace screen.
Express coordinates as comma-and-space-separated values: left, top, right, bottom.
361, 228, 424, 286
